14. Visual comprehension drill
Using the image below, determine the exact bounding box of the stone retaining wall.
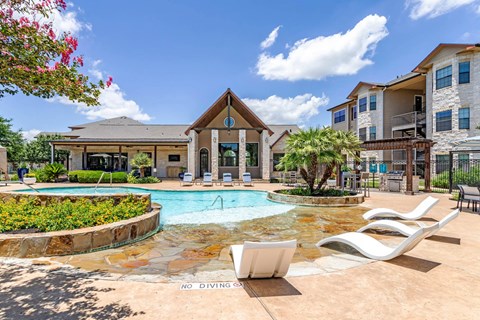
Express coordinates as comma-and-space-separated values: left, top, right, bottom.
0, 192, 160, 258
268, 190, 364, 206
0, 191, 152, 211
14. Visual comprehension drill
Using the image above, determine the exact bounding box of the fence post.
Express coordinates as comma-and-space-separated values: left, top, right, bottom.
448, 151, 453, 193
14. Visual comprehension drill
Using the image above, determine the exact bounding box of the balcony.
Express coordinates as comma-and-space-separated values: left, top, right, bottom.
391, 111, 426, 138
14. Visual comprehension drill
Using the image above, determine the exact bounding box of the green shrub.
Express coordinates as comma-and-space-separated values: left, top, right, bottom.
43, 163, 68, 182
127, 171, 160, 184
0, 195, 148, 233
278, 187, 351, 197
432, 165, 480, 189
68, 170, 128, 183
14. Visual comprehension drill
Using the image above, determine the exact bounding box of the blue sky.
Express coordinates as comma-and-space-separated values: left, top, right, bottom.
3, 0, 480, 139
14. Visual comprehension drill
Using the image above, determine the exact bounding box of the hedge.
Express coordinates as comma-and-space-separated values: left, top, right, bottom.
68, 170, 128, 183
0, 195, 148, 233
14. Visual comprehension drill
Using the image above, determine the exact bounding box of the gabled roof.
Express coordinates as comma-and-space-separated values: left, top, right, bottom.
413, 43, 477, 73
185, 88, 273, 135
347, 82, 385, 99
268, 125, 300, 147
326, 99, 355, 112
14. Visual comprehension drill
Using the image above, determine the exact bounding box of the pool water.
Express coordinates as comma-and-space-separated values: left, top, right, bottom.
20, 187, 295, 225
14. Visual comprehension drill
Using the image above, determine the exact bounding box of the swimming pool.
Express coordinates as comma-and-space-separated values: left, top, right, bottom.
19, 187, 295, 225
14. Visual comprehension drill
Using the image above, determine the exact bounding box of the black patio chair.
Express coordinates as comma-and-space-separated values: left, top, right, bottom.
457, 184, 480, 212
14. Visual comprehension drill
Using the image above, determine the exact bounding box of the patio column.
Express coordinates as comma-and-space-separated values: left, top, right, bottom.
211, 129, 219, 180
239, 129, 246, 177
82, 146, 87, 170
424, 145, 431, 192
261, 130, 270, 180
405, 144, 414, 195
187, 131, 198, 178
50, 143, 55, 164
153, 145, 157, 177
118, 146, 122, 171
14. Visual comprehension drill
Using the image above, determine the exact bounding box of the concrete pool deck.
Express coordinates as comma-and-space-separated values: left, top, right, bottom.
1, 182, 480, 319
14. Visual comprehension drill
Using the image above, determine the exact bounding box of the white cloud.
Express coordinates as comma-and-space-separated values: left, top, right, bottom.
22, 129, 41, 141
461, 32, 472, 40
406, 0, 476, 19
260, 26, 282, 50
476, 4, 480, 13
13, 2, 87, 35
242, 94, 329, 125
51, 83, 152, 122
256, 14, 388, 81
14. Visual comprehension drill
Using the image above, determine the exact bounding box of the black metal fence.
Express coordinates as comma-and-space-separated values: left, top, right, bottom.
340, 159, 480, 194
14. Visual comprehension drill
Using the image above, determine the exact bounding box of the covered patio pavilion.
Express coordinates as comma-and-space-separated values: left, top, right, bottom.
360, 137, 435, 195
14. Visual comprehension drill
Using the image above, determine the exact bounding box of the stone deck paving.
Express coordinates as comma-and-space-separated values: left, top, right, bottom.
1, 182, 480, 319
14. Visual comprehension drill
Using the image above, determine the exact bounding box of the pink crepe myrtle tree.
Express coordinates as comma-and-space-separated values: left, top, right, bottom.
0, 0, 111, 106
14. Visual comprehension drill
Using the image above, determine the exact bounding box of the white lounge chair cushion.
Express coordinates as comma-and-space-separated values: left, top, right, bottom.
358, 209, 459, 237
230, 240, 297, 279
363, 196, 439, 220
316, 223, 439, 261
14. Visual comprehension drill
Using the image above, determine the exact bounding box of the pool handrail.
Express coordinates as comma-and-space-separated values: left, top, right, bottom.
21, 181, 40, 193
95, 171, 113, 192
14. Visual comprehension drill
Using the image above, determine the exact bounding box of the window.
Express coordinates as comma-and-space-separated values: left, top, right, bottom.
359, 97, 367, 112
334, 109, 346, 123
218, 143, 238, 166
246, 143, 258, 166
273, 153, 284, 171
369, 126, 376, 140
459, 107, 470, 129
168, 154, 180, 162
435, 154, 449, 174
351, 106, 357, 120
436, 65, 452, 89
369, 95, 377, 111
359, 127, 367, 141
435, 110, 452, 132
86, 153, 128, 171
459, 61, 470, 84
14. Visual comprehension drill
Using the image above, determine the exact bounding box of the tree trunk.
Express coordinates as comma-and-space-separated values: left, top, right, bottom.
316, 163, 335, 191
140, 167, 144, 178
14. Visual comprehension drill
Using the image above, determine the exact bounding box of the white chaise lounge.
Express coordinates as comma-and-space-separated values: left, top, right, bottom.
362, 196, 439, 220
242, 172, 253, 186
181, 172, 194, 186
230, 240, 297, 279
357, 209, 459, 237
223, 173, 233, 186
202, 172, 213, 186
316, 223, 439, 261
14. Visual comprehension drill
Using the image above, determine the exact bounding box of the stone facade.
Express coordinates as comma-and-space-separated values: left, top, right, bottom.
211, 129, 219, 180
187, 131, 197, 175
357, 88, 384, 161
0, 146, 6, 174
261, 130, 270, 180
238, 129, 246, 177
430, 51, 479, 157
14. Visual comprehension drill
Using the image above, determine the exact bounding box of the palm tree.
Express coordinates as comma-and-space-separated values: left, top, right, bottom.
316, 129, 362, 190
130, 153, 152, 178
277, 127, 362, 194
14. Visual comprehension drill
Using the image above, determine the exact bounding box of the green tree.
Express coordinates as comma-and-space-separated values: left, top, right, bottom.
0, 116, 25, 166
130, 153, 152, 178
277, 127, 362, 193
24, 134, 68, 165
0, 0, 107, 105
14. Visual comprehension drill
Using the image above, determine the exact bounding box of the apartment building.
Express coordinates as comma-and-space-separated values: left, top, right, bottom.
329, 43, 479, 169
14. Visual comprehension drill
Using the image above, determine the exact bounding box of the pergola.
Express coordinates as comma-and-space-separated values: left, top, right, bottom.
360, 137, 435, 195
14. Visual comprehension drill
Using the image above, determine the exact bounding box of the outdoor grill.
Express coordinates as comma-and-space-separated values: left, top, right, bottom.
386, 170, 404, 192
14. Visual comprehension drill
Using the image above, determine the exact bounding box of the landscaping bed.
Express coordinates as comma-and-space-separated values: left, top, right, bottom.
268, 189, 364, 206
0, 194, 148, 233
